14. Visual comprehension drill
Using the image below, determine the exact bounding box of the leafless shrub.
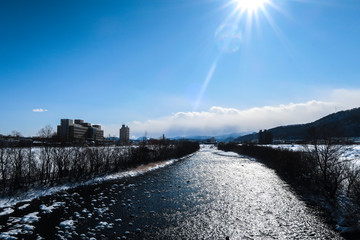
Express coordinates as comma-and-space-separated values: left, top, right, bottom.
304, 127, 350, 199
0, 141, 199, 196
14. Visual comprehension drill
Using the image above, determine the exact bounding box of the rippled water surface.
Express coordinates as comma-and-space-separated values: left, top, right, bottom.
0, 145, 342, 239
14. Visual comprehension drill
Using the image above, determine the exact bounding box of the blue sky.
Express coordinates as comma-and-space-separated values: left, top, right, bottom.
1, 0, 360, 138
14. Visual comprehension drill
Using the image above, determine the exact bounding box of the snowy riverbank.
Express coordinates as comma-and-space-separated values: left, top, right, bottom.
0, 154, 193, 210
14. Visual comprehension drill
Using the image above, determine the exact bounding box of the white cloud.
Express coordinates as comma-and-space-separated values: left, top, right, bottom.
330, 89, 360, 109
32, 108, 48, 113
128, 101, 338, 137
104, 89, 360, 138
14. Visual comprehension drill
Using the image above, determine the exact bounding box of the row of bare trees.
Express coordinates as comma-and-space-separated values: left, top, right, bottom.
0, 141, 199, 196
0, 146, 130, 195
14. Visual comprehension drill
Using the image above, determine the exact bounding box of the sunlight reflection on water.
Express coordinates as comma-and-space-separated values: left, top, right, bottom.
151, 146, 338, 239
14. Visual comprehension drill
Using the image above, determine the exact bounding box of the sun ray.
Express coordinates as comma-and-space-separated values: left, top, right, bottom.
261, 9, 296, 61
194, 61, 218, 111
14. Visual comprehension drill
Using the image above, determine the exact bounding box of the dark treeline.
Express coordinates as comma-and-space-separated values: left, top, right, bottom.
218, 139, 360, 238
0, 141, 199, 196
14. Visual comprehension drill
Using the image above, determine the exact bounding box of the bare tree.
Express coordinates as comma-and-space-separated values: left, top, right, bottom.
10, 148, 25, 192
346, 164, 360, 198
11, 130, 22, 138
304, 127, 349, 199
37, 125, 54, 138
0, 148, 9, 190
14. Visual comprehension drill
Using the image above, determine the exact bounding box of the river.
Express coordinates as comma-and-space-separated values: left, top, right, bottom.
0, 145, 341, 239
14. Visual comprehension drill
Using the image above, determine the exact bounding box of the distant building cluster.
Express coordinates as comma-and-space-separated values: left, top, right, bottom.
0, 134, 32, 147
258, 130, 273, 144
57, 119, 104, 143
119, 124, 130, 144
1, 117, 132, 146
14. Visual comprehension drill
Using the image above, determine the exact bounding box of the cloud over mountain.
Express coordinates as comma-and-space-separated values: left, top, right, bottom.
129, 100, 339, 137
103, 89, 360, 138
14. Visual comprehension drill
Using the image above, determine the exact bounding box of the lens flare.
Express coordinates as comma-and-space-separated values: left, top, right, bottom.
215, 24, 242, 53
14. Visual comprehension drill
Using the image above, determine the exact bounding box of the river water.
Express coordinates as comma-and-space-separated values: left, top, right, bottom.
0, 145, 342, 239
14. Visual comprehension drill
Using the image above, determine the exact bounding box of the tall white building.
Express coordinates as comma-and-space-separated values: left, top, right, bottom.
119, 124, 130, 144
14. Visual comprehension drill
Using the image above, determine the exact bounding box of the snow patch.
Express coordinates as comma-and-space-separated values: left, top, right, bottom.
0, 208, 14, 216
59, 219, 75, 230
0, 228, 21, 239
18, 203, 30, 210
23, 224, 35, 231
21, 212, 40, 224
40, 202, 65, 213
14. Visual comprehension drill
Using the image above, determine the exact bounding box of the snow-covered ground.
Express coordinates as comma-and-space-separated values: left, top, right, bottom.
266, 144, 360, 163
342, 145, 360, 162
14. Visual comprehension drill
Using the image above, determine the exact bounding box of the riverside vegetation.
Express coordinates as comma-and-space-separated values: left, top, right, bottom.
218, 132, 360, 238
0, 140, 199, 196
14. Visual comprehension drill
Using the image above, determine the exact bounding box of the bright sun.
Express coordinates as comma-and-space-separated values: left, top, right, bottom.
234, 0, 270, 13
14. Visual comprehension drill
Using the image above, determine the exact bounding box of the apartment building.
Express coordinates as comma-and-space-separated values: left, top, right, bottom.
57, 119, 104, 143
119, 124, 130, 144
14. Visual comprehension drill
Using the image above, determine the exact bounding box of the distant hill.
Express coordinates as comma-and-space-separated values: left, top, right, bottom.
214, 132, 250, 142
169, 132, 248, 142
171, 136, 211, 141
235, 107, 360, 142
